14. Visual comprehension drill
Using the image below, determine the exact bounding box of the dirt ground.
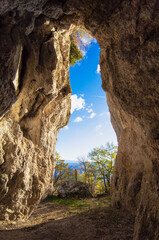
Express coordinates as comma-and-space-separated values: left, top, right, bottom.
0, 197, 135, 240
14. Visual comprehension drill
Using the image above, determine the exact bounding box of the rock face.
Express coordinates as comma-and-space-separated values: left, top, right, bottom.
0, 13, 72, 220
0, 1, 158, 239
58, 181, 92, 198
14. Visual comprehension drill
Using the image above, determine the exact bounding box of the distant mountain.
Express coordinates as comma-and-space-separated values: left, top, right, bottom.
65, 160, 80, 170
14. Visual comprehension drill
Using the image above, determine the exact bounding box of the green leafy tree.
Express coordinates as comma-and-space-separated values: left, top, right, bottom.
86, 162, 96, 194
69, 40, 84, 66
77, 156, 88, 184
54, 153, 74, 193
69, 29, 93, 66
88, 143, 117, 194
78, 156, 96, 194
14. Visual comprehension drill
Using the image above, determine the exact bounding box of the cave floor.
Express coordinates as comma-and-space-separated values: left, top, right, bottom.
0, 196, 135, 240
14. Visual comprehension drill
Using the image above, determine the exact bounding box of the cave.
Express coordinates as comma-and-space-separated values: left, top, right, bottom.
0, 1, 159, 239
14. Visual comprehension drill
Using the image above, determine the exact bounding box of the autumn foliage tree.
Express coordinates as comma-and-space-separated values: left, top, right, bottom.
88, 143, 117, 194
77, 143, 117, 194
77, 156, 96, 194
54, 143, 117, 196
54, 153, 74, 193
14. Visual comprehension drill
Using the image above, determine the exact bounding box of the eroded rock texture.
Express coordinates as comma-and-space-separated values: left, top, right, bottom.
0, 12, 72, 220
0, 0, 159, 239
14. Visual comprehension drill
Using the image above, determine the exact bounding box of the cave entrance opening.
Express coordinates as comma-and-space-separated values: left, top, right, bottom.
55, 33, 117, 197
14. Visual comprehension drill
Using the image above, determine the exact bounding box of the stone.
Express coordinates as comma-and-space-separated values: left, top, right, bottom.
0, 13, 72, 220
58, 181, 92, 198
0, 1, 158, 239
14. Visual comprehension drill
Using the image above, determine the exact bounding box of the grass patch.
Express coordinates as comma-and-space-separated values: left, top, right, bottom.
47, 195, 90, 208
46, 195, 111, 215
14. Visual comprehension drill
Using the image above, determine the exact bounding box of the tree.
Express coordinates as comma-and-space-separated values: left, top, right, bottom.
88, 143, 117, 194
69, 40, 84, 66
78, 156, 96, 194
69, 29, 93, 66
54, 152, 74, 193
77, 156, 88, 184
71, 29, 92, 52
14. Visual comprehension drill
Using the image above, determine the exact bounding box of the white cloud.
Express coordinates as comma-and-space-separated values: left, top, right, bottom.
81, 49, 87, 56
71, 94, 86, 114
99, 112, 106, 117
86, 108, 93, 113
96, 64, 101, 74
106, 111, 110, 116
80, 35, 92, 46
89, 112, 96, 119
96, 124, 102, 131
86, 104, 94, 113
99, 132, 103, 136
64, 126, 69, 130
78, 34, 95, 56
91, 95, 105, 99
80, 94, 84, 97
74, 117, 83, 123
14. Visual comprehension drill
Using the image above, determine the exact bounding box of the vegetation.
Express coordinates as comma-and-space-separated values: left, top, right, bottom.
69, 29, 92, 66
54, 142, 117, 196
88, 142, 117, 193
69, 41, 84, 66
77, 156, 96, 194
53, 152, 75, 193
47, 195, 111, 216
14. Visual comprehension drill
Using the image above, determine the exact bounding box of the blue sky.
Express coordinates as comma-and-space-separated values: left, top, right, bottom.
56, 39, 117, 160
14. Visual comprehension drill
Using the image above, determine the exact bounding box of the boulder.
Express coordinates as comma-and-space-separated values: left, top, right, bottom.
58, 181, 92, 198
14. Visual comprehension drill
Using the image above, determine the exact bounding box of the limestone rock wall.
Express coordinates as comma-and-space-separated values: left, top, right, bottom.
0, 0, 159, 239
94, 2, 159, 239
0, 13, 72, 220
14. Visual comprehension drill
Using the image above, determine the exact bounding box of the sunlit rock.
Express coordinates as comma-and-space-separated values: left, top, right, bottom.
58, 181, 92, 198
0, 1, 158, 239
